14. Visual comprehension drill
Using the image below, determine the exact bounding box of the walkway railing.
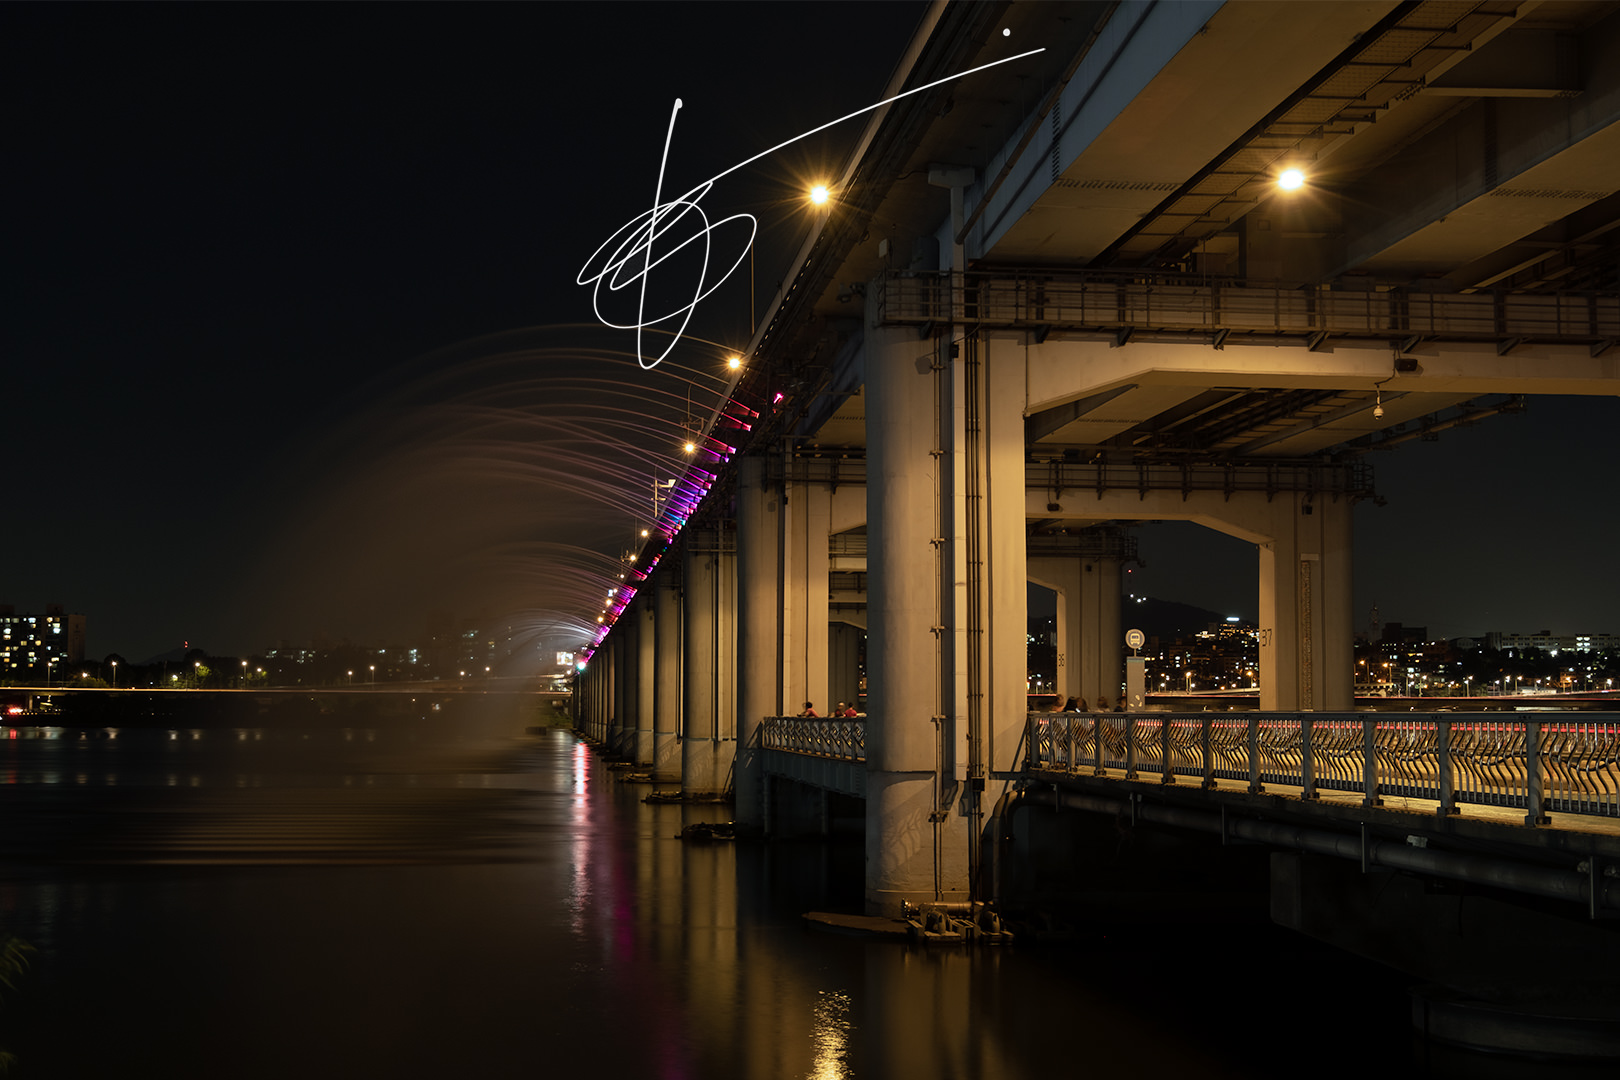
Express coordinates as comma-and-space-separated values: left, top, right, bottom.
875, 269, 1620, 347
761, 712, 1620, 824
761, 716, 864, 761
1029, 712, 1620, 823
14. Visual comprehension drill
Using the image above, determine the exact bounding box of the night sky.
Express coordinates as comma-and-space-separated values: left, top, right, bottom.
5, 3, 1617, 663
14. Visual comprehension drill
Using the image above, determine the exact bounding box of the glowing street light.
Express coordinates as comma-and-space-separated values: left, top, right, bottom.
110, 660, 117, 688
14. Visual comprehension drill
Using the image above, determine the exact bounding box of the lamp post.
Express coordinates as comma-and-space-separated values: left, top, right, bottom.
110, 660, 117, 688
369, 664, 376, 686
241, 659, 248, 688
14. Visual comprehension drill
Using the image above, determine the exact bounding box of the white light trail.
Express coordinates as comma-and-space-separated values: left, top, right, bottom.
578, 47, 1045, 370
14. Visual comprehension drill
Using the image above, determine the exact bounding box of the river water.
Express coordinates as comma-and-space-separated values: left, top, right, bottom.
0, 696, 1577, 1078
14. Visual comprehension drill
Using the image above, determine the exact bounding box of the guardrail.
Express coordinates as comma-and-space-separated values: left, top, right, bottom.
876, 269, 1620, 347
1029, 712, 1620, 823
761, 716, 864, 761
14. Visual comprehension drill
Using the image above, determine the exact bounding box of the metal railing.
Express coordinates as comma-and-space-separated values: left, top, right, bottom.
761, 716, 865, 762
760, 711, 1620, 824
1028, 712, 1620, 823
875, 270, 1620, 347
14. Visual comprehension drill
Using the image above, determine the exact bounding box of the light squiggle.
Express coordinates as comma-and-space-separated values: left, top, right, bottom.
578, 47, 1045, 370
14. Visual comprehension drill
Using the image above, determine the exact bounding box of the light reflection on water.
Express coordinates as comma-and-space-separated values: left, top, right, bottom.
0, 705, 1460, 1079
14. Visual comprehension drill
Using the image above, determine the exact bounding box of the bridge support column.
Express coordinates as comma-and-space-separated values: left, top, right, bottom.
1029, 551, 1125, 708
1256, 493, 1354, 711
866, 324, 1027, 915
653, 566, 682, 783
828, 623, 862, 712
867, 323, 954, 914
735, 454, 779, 831
682, 527, 736, 795
634, 598, 655, 766
618, 615, 641, 760
606, 633, 625, 755
783, 471, 832, 717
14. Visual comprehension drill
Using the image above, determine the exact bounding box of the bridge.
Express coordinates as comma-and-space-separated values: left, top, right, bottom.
574, 0, 1620, 938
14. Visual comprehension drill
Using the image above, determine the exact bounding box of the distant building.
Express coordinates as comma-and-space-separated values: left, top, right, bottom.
0, 604, 87, 680
1485, 630, 1619, 654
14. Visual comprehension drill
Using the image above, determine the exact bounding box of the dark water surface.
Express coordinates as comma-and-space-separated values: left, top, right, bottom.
0, 697, 1558, 1078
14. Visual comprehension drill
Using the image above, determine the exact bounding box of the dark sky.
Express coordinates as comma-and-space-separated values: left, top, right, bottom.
5, 2, 1616, 663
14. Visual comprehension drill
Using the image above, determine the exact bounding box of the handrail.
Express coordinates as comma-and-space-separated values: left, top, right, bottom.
1026, 712, 1620, 824
760, 716, 865, 762
762, 711, 1620, 825
875, 269, 1620, 348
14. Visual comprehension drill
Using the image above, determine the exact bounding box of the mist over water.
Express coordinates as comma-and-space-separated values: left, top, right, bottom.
231, 326, 739, 659
0, 698, 1568, 1079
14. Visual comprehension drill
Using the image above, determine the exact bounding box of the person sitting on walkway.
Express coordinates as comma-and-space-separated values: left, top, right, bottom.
1062, 696, 1080, 713
1095, 696, 1109, 712
798, 702, 819, 717
840, 703, 858, 717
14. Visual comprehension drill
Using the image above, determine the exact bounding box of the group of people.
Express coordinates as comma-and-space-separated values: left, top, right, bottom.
1048, 694, 1125, 713
797, 702, 860, 717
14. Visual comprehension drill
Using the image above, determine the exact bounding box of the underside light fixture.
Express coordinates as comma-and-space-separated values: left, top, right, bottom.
1373, 390, 1384, 420
1278, 167, 1305, 191
727, 355, 743, 371
809, 184, 830, 206
684, 440, 697, 454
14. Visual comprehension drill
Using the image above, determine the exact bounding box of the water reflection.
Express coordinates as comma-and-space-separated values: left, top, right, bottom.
0, 707, 1517, 1078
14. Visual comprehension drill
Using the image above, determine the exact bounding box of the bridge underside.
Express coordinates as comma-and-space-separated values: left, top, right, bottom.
579, 0, 1620, 917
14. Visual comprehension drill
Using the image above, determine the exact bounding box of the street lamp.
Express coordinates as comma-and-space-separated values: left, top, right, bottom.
110, 660, 117, 688
369, 664, 376, 686
241, 659, 248, 687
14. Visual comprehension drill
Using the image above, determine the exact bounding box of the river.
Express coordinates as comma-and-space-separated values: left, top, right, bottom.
0, 695, 1585, 1078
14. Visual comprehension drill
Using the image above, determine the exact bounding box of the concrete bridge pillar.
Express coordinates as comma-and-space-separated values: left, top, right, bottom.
682, 527, 736, 795
605, 633, 624, 753
653, 565, 682, 782
865, 324, 1028, 915
828, 623, 862, 712
590, 647, 609, 745
735, 454, 780, 830
1028, 552, 1125, 708
783, 471, 832, 717
1256, 491, 1355, 711
617, 611, 641, 761
634, 598, 655, 765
